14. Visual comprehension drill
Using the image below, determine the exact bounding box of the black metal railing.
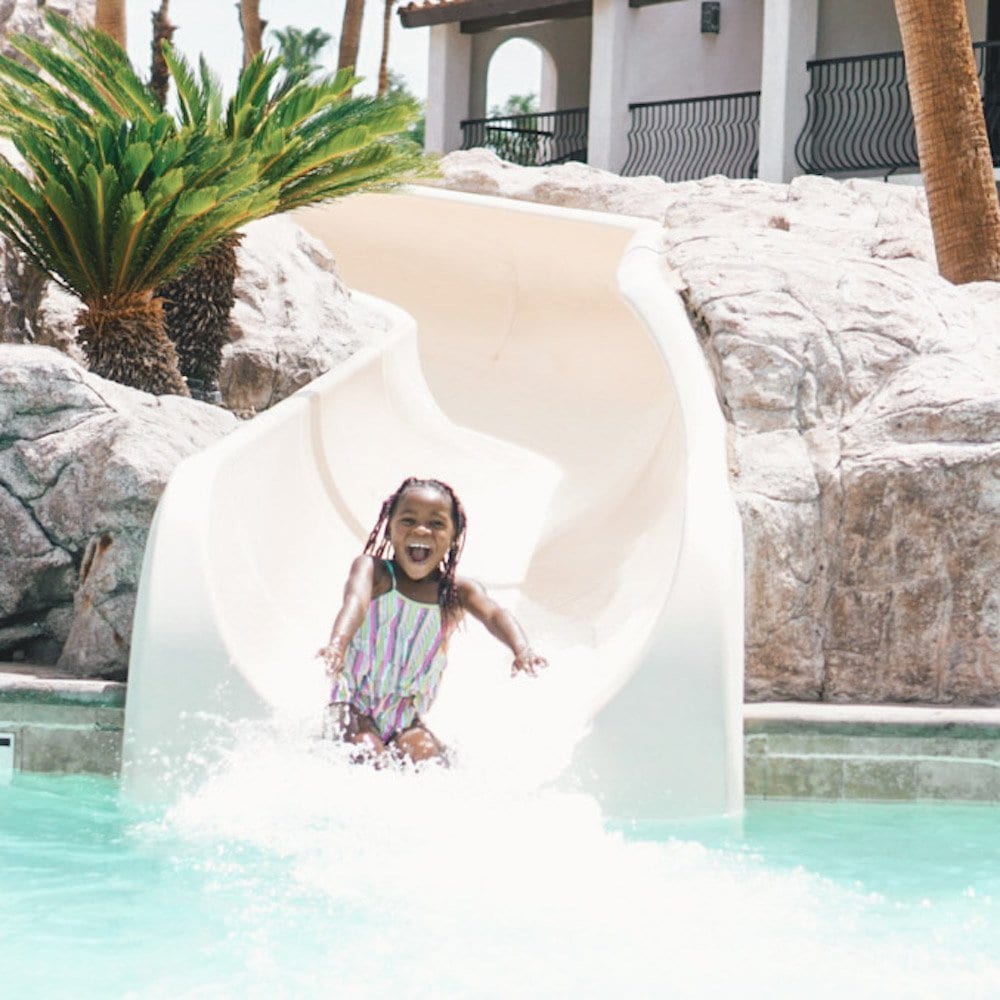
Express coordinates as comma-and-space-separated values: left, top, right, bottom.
460, 108, 588, 166
621, 91, 760, 181
796, 40, 1000, 174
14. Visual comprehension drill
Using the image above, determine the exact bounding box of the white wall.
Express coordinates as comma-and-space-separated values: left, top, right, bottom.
626, 0, 764, 104
817, 0, 989, 59
470, 19, 592, 117
425, 24, 472, 152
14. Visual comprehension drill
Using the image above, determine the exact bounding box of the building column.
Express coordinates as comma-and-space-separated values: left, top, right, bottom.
758, 0, 819, 182
424, 24, 473, 154
588, 0, 632, 172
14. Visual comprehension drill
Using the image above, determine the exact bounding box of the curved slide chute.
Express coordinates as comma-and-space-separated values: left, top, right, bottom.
122, 188, 744, 820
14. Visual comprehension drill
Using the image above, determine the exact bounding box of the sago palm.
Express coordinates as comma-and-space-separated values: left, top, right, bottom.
0, 26, 276, 394
0, 14, 424, 394
160, 45, 423, 392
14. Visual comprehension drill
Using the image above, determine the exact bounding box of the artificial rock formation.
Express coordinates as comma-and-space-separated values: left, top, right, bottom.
0, 216, 383, 677
437, 150, 1000, 705
0, 345, 237, 678
221, 215, 388, 414
0, 0, 95, 53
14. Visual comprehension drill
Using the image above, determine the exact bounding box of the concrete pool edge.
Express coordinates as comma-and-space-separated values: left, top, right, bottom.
0, 665, 125, 775
1, 668, 998, 804
746, 702, 1000, 803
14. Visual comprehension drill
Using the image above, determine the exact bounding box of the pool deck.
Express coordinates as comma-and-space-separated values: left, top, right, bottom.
2, 663, 999, 802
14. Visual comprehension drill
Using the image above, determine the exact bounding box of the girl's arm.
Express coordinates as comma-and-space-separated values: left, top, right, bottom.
317, 555, 377, 678
457, 578, 548, 676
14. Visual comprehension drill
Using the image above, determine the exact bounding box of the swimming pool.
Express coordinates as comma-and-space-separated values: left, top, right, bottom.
3, 734, 1000, 999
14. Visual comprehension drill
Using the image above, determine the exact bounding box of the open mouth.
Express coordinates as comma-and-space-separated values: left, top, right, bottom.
406, 543, 432, 565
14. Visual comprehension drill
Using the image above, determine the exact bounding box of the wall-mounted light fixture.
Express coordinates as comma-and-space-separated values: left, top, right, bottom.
701, 1, 720, 33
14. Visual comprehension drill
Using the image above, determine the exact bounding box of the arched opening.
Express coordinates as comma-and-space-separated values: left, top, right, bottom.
485, 38, 555, 117
476, 37, 580, 166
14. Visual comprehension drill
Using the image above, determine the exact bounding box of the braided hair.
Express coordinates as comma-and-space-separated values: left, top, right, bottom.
363, 477, 468, 635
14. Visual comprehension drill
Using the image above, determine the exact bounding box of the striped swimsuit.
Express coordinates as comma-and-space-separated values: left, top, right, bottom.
330, 561, 447, 741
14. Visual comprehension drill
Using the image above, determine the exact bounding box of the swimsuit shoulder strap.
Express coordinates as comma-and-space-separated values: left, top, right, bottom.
383, 558, 396, 590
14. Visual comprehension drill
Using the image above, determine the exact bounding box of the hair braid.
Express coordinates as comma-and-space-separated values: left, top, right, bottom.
362, 477, 468, 634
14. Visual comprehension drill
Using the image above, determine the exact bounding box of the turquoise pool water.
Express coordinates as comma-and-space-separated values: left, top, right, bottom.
3, 746, 1000, 999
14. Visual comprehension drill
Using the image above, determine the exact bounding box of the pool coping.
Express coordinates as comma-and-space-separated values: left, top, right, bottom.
1, 665, 999, 802
0, 664, 126, 707
745, 701, 1000, 734
744, 702, 1000, 803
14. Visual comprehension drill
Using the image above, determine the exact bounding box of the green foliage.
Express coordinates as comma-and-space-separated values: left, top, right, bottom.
485, 94, 541, 165
0, 103, 274, 304
385, 70, 425, 149
162, 45, 428, 211
0, 11, 429, 302
270, 25, 333, 94
488, 93, 538, 119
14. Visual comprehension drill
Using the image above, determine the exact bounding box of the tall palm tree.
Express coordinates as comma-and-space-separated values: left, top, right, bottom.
338, 0, 365, 83
0, 13, 424, 396
239, 0, 265, 69
94, 0, 127, 46
149, 0, 176, 108
894, 0, 1000, 282
377, 0, 397, 97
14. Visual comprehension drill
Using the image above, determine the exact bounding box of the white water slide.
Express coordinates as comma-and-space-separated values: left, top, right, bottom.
122, 188, 744, 820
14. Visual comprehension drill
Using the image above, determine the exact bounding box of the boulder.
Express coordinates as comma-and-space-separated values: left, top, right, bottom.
435, 152, 1000, 705
221, 215, 388, 414
0, 345, 237, 678
0, 0, 95, 56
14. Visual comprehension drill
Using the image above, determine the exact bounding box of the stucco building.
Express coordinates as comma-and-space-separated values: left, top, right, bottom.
399, 0, 1000, 182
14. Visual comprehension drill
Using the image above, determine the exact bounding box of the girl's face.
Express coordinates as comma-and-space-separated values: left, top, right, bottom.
388, 486, 457, 580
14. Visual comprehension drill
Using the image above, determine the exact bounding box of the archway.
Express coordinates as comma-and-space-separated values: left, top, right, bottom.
486, 37, 556, 116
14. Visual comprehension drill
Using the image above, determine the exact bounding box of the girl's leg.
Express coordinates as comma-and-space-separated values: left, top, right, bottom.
326, 702, 387, 761
388, 720, 450, 767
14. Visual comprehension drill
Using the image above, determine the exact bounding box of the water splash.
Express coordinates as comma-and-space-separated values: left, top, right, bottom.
125, 720, 1000, 999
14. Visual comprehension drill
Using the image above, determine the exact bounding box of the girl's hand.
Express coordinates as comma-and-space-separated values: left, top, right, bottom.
317, 643, 345, 680
511, 649, 547, 677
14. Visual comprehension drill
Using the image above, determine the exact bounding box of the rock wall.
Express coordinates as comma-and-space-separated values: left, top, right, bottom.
0, 346, 236, 678
0, 218, 385, 677
436, 151, 1000, 705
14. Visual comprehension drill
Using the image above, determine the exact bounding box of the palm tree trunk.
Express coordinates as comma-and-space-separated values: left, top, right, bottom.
149, 0, 176, 109
895, 0, 1000, 283
157, 234, 242, 398
94, 0, 127, 46
377, 0, 396, 96
338, 0, 365, 78
238, 0, 265, 69
78, 295, 190, 397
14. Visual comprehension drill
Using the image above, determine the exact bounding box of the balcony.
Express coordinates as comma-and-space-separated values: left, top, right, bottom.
621, 90, 760, 181
795, 40, 1000, 175
457, 41, 1000, 182
460, 108, 589, 166
460, 91, 760, 181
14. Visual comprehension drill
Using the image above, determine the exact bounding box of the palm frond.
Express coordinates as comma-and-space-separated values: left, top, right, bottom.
42, 11, 160, 121
0, 14, 429, 311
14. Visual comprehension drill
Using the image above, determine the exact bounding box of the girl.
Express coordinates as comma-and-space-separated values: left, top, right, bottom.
317, 477, 547, 766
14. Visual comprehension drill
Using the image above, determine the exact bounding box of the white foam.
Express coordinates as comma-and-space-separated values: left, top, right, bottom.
134, 723, 1000, 999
